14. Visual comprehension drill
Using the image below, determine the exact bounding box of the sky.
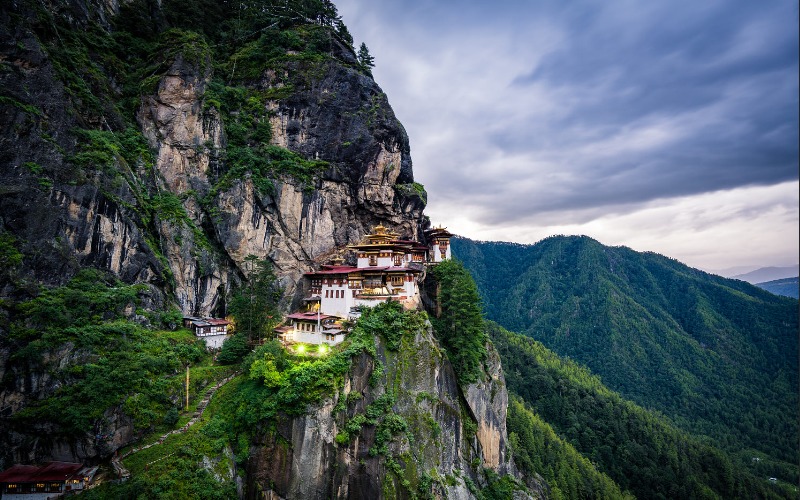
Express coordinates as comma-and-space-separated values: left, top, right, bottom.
336, 0, 799, 272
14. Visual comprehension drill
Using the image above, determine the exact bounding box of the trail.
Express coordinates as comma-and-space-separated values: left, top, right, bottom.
111, 372, 239, 480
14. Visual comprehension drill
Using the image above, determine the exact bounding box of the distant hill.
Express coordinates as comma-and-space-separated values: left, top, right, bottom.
755, 277, 799, 299
494, 323, 795, 498
452, 235, 799, 482
731, 265, 799, 283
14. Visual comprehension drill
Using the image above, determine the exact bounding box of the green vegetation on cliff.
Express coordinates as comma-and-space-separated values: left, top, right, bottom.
2, 270, 228, 440
452, 235, 799, 484
429, 259, 488, 384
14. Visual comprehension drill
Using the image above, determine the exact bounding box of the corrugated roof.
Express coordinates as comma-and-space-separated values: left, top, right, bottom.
35, 462, 83, 481
0, 464, 40, 483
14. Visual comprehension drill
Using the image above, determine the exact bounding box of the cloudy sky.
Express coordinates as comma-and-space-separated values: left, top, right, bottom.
336, 0, 799, 272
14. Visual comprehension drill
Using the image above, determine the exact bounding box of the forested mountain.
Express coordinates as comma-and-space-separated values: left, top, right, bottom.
452, 235, 799, 485
494, 323, 794, 499
755, 277, 799, 299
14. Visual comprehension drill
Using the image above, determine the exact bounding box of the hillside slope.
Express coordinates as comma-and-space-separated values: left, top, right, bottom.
453, 235, 799, 480
492, 323, 794, 498
755, 277, 799, 299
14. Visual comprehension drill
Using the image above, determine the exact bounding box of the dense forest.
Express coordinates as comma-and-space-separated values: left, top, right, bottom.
452, 235, 799, 486
493, 322, 794, 499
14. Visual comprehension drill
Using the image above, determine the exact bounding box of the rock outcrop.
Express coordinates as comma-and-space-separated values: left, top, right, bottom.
0, 0, 426, 467
0, 4, 537, 498
247, 323, 540, 499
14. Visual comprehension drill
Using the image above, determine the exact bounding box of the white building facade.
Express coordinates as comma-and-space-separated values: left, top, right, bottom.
276, 225, 453, 345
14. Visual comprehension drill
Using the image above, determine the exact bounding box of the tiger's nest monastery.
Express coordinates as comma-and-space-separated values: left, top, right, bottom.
275, 225, 452, 346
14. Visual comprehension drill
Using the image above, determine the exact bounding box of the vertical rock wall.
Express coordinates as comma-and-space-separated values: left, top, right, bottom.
247, 325, 540, 500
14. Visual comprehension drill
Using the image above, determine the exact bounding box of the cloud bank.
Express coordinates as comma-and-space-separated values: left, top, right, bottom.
337, 0, 799, 269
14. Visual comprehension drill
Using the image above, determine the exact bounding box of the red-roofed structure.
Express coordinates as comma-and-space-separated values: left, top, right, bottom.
0, 461, 97, 498
183, 316, 232, 349
276, 225, 453, 345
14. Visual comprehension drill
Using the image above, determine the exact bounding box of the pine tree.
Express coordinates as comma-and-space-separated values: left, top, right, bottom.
228, 255, 282, 343
357, 42, 375, 75
430, 259, 488, 384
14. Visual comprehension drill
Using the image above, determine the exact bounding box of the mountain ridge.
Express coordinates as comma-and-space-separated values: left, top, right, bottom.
731, 265, 799, 283
452, 234, 799, 482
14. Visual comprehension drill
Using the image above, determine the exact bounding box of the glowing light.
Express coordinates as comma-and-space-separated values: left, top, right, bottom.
296, 344, 306, 354
319, 344, 328, 355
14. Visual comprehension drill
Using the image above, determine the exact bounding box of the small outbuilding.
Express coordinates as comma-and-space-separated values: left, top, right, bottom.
0, 461, 97, 499
183, 316, 232, 349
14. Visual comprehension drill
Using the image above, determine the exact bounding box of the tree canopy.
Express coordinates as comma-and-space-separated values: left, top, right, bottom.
429, 259, 488, 385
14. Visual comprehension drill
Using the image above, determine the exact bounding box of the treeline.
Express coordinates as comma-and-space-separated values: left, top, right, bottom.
452, 235, 799, 482
491, 322, 794, 499
507, 397, 632, 500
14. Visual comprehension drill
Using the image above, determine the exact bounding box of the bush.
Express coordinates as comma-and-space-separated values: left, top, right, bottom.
217, 333, 249, 365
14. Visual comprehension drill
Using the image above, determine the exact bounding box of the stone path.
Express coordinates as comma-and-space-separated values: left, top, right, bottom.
111, 372, 239, 480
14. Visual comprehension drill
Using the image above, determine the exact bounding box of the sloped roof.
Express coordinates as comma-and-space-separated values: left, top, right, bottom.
287, 312, 337, 321
0, 462, 83, 483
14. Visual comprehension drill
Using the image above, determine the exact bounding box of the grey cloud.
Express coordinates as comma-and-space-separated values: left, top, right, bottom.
339, 0, 798, 230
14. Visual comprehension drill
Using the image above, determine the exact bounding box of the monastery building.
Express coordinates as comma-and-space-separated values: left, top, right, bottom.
276, 225, 452, 346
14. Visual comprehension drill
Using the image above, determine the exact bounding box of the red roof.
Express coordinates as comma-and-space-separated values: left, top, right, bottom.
287, 312, 336, 321
0, 464, 40, 483
205, 318, 231, 326
35, 461, 83, 481
305, 266, 360, 276
0, 462, 83, 483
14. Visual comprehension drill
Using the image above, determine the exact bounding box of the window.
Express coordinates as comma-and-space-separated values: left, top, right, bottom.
394, 255, 402, 266
369, 255, 377, 266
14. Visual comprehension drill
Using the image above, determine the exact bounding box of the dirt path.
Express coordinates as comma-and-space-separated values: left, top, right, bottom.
111, 372, 239, 479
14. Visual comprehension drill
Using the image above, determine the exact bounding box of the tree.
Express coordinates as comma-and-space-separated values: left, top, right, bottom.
430, 259, 488, 384
357, 42, 375, 75
228, 255, 282, 343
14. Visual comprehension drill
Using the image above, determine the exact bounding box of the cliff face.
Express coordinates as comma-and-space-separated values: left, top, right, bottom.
247, 323, 541, 499
0, 0, 426, 316
0, 0, 425, 466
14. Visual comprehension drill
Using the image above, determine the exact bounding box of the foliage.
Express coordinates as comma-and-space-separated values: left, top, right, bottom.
507, 397, 631, 499
70, 128, 154, 173
429, 259, 488, 384
491, 322, 791, 499
202, 79, 330, 195
6, 270, 210, 436
357, 42, 375, 75
217, 333, 250, 365
228, 256, 282, 344
394, 182, 428, 204
358, 300, 426, 350
84, 380, 241, 500
0, 232, 23, 271
452, 235, 799, 480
